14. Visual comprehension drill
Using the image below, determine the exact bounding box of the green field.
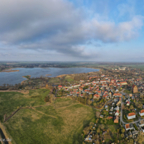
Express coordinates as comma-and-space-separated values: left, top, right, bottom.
0, 89, 50, 121
0, 91, 95, 144
124, 64, 144, 70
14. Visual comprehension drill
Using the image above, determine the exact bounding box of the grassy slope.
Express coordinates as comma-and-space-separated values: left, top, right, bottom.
0, 91, 95, 144
0, 89, 50, 121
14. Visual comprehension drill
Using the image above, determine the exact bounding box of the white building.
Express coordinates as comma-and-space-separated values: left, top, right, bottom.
139, 110, 144, 116
125, 124, 134, 131
139, 120, 144, 127
127, 113, 136, 119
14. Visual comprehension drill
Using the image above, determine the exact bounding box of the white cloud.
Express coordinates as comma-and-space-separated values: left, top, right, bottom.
0, 0, 143, 60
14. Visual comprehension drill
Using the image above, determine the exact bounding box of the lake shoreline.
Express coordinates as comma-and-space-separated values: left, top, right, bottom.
0, 69, 19, 73
0, 67, 100, 86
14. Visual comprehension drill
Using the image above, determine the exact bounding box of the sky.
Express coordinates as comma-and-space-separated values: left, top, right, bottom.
0, 0, 144, 62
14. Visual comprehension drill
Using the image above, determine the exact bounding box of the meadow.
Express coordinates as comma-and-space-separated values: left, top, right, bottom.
0, 90, 95, 144
0, 89, 50, 121
124, 64, 144, 70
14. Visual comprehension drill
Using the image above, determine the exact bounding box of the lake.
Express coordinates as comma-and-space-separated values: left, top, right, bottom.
0, 67, 99, 86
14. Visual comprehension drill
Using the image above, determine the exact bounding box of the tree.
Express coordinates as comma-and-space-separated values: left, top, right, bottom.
130, 105, 134, 110
88, 100, 92, 105
121, 128, 125, 133
140, 93, 144, 99
97, 128, 100, 133
90, 122, 94, 126
44, 96, 50, 102
93, 102, 96, 107
121, 134, 124, 138
100, 124, 104, 130
138, 103, 143, 109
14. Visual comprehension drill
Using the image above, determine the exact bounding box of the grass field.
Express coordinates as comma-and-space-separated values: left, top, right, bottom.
124, 64, 144, 70
0, 91, 95, 144
0, 89, 50, 121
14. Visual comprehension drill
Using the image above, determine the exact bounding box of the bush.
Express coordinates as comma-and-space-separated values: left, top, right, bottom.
44, 96, 50, 102
133, 124, 138, 130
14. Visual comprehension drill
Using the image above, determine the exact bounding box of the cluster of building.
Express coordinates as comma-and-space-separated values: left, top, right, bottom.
58, 74, 127, 99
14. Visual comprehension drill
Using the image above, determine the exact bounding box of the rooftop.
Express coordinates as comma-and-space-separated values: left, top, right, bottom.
125, 124, 130, 129
140, 109, 144, 113
128, 112, 136, 116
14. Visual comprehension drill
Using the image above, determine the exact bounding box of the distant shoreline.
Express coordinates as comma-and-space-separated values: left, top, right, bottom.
45, 74, 52, 77
56, 69, 100, 78
0, 69, 19, 73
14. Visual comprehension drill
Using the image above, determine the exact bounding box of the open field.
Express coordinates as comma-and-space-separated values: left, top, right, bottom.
0, 91, 95, 144
0, 89, 50, 122
124, 64, 144, 70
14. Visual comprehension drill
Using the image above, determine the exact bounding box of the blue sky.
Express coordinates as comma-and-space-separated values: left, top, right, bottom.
0, 0, 144, 62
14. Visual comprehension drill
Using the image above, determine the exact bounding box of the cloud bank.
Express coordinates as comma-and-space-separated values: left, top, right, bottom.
0, 0, 143, 59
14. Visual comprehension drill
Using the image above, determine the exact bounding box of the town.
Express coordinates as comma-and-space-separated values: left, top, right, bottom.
53, 66, 144, 144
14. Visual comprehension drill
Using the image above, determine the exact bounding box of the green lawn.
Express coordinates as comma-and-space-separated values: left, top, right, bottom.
1, 94, 95, 144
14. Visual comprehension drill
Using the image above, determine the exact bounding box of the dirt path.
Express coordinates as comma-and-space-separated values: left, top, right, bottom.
0, 90, 29, 94
56, 103, 78, 110
31, 108, 57, 119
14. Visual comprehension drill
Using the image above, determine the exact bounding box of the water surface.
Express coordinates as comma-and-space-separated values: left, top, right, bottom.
0, 67, 99, 86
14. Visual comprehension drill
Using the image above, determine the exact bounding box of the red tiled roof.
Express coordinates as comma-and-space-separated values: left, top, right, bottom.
140, 109, 144, 113
128, 112, 135, 116
94, 94, 100, 98
125, 124, 130, 129
113, 93, 122, 96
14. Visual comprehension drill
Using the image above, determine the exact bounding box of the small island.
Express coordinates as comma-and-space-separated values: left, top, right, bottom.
0, 69, 19, 73
22, 75, 31, 80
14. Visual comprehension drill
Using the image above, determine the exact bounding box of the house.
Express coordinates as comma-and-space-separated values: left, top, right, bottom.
139, 109, 144, 116
109, 112, 113, 115
141, 126, 144, 133
120, 81, 128, 85
132, 85, 138, 93
114, 106, 119, 111
85, 135, 92, 142
101, 74, 105, 77
129, 93, 133, 97
105, 105, 108, 109
58, 85, 63, 90
79, 87, 83, 92
132, 130, 138, 136
127, 112, 136, 119
100, 80, 106, 83
125, 123, 134, 131
138, 120, 144, 127
113, 93, 122, 97
116, 101, 121, 106
80, 94, 83, 97
126, 101, 130, 106
115, 110, 119, 116
110, 107, 113, 111
114, 116, 119, 123
103, 94, 109, 99
93, 94, 100, 99
107, 116, 113, 119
